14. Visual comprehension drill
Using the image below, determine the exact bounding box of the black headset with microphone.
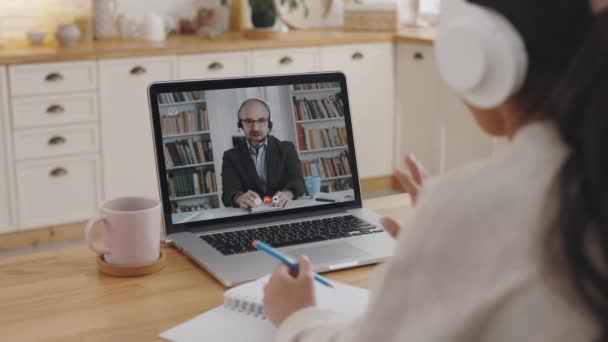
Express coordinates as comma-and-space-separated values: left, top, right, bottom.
236, 98, 274, 131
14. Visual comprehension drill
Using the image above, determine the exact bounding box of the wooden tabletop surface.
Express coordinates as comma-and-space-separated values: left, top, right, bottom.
0, 28, 435, 65
0, 193, 412, 342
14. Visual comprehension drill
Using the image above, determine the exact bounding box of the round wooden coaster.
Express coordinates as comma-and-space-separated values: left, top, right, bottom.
96, 251, 166, 277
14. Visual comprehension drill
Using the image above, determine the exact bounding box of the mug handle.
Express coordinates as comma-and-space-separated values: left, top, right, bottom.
85, 215, 110, 255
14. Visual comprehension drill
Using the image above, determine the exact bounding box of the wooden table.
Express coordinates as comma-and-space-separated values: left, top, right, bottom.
0, 194, 411, 342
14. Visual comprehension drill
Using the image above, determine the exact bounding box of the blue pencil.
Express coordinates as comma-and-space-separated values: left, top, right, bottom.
252, 240, 334, 288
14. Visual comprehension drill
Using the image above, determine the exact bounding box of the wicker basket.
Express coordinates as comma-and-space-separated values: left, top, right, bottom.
343, 3, 399, 32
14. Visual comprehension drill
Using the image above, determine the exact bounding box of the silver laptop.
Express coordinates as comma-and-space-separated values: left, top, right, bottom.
148, 72, 394, 286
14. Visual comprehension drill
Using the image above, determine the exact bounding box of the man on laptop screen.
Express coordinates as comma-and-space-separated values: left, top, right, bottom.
221, 98, 306, 209
159, 82, 355, 225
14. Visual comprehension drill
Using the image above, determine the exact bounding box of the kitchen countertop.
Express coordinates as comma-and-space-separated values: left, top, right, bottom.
0, 28, 435, 65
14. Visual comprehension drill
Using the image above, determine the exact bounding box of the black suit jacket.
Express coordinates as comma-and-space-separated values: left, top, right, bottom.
221, 135, 306, 207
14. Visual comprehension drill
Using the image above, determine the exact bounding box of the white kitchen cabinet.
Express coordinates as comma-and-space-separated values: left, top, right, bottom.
0, 66, 16, 233
395, 42, 496, 176
395, 43, 441, 175
438, 83, 494, 172
13, 124, 100, 161
99, 56, 177, 200
319, 43, 395, 178
11, 92, 98, 129
9, 61, 97, 96
250, 47, 318, 76
16, 155, 101, 229
178, 52, 249, 79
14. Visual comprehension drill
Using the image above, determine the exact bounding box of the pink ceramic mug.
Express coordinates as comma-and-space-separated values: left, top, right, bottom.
85, 197, 162, 266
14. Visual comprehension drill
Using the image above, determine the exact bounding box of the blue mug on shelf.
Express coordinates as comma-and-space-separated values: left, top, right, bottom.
305, 176, 321, 199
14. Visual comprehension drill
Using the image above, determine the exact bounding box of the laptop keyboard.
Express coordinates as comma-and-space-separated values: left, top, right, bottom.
200, 215, 383, 255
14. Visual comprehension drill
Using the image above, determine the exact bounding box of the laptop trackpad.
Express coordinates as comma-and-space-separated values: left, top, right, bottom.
285, 243, 368, 265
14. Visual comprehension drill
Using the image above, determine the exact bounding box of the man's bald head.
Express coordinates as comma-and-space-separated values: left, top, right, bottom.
238, 99, 270, 121
238, 98, 271, 146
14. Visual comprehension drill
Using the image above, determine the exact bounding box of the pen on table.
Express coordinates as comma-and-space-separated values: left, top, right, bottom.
251, 240, 334, 288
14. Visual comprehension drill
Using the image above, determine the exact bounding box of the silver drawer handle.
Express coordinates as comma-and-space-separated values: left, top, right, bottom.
351, 52, 364, 60
46, 104, 65, 114
45, 72, 64, 82
49, 167, 68, 177
130, 66, 147, 75
208, 62, 224, 71
48, 136, 67, 146
279, 56, 293, 65
413, 52, 424, 60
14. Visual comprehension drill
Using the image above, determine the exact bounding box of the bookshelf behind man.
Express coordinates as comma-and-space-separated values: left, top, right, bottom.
289, 83, 354, 194
159, 90, 220, 214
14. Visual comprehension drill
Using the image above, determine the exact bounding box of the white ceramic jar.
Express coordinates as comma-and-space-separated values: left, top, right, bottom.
56, 24, 82, 47
142, 14, 167, 42
93, 0, 118, 40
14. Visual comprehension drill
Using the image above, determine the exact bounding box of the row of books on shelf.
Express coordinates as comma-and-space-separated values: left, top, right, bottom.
297, 125, 348, 151
164, 138, 213, 167
292, 96, 345, 121
292, 82, 340, 91
168, 169, 217, 199
321, 178, 353, 193
158, 91, 204, 104
302, 151, 352, 179
161, 108, 210, 135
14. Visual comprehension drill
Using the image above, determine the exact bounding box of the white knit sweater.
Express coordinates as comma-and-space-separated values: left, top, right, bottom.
275, 122, 597, 342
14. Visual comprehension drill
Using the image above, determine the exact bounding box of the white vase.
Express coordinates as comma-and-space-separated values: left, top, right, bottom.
56, 24, 82, 47
142, 14, 167, 42
94, 0, 118, 40
216, 5, 230, 33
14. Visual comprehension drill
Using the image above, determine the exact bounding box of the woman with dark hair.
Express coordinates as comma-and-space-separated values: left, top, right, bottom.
261, 0, 608, 341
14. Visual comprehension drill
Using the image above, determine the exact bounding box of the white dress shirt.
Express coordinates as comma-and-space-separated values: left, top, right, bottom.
275, 122, 598, 342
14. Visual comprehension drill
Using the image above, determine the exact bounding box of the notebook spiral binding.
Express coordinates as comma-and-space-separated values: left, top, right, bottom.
224, 294, 267, 320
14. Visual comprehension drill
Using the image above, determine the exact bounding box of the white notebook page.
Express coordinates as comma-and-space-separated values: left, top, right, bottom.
160, 276, 368, 342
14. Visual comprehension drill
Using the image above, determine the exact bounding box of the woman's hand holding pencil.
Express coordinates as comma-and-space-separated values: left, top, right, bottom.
254, 240, 323, 326
252, 240, 334, 288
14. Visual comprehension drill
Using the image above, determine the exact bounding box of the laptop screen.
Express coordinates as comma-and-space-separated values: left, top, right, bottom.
149, 73, 361, 230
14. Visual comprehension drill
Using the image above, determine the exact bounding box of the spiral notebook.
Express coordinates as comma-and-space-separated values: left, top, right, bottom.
160, 276, 369, 342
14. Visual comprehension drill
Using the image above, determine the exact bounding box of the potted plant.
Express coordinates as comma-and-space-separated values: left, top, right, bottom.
249, 0, 277, 28
248, 0, 308, 29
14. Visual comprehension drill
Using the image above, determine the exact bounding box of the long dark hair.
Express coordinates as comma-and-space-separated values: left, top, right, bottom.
470, 0, 608, 339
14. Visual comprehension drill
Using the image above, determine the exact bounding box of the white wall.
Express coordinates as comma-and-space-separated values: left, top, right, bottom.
0, 0, 440, 41
0, 0, 201, 41
115, 0, 200, 20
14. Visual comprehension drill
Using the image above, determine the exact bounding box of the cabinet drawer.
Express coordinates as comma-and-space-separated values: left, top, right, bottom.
14, 124, 100, 160
251, 48, 318, 75
11, 92, 98, 129
179, 52, 248, 79
320, 43, 392, 72
16, 155, 101, 229
9, 61, 97, 96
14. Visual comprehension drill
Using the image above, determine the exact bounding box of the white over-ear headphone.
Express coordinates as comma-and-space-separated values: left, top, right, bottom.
436, 0, 529, 109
